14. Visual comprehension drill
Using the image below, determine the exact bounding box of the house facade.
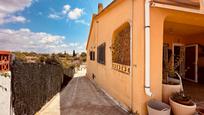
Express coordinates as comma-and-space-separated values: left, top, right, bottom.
86, 0, 204, 114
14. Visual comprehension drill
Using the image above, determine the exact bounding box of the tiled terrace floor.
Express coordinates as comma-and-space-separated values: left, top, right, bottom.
183, 80, 204, 103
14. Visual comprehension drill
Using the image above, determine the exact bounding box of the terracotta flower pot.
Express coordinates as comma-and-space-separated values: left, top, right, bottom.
162, 83, 181, 104
147, 100, 171, 115
169, 97, 196, 115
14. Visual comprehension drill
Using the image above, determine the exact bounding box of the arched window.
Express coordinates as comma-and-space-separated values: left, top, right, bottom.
112, 23, 130, 74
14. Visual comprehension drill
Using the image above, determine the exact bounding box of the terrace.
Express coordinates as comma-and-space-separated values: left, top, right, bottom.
162, 7, 204, 113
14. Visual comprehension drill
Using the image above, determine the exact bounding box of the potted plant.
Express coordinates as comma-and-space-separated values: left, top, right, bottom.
162, 49, 184, 104
169, 92, 196, 115
147, 100, 171, 115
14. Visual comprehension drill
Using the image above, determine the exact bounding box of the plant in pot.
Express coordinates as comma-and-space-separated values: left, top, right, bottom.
162, 45, 184, 104
169, 91, 196, 115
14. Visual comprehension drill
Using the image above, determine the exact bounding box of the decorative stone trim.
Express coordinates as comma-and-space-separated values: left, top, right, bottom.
112, 63, 130, 74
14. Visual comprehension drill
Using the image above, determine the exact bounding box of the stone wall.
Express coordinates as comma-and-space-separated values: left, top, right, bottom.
11, 62, 64, 115
0, 72, 12, 115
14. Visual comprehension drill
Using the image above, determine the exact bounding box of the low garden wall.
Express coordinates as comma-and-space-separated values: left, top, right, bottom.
0, 72, 12, 115
11, 62, 64, 115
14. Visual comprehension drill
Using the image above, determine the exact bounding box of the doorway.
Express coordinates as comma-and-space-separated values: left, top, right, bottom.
184, 44, 198, 83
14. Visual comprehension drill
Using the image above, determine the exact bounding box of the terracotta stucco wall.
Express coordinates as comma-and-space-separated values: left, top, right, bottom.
164, 34, 184, 48
87, 1, 168, 114
87, 0, 132, 110
184, 34, 204, 45
87, 0, 204, 114
164, 34, 204, 48
87, 19, 98, 81
149, 6, 204, 115
136, 5, 204, 114
135, 7, 166, 114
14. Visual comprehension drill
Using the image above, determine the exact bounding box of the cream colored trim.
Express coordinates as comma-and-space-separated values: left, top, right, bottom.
151, 2, 204, 14
200, 0, 204, 10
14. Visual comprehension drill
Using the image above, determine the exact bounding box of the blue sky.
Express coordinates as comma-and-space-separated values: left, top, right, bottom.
0, 0, 112, 53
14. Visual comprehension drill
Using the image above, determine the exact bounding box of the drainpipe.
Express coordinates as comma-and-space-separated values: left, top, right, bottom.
145, 0, 152, 97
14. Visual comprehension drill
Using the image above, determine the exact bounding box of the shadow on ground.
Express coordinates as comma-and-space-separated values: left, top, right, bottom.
59, 77, 129, 115
37, 66, 129, 115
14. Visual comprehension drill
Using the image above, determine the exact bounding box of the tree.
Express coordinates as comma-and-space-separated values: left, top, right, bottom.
80, 52, 86, 57
73, 50, 76, 57
80, 52, 86, 63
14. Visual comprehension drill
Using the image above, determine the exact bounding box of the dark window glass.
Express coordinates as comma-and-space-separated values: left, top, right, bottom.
93, 52, 95, 60
97, 43, 106, 64
89, 51, 92, 60
89, 51, 95, 61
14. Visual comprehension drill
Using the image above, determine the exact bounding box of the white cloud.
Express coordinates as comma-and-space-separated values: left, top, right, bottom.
49, 4, 85, 22
62, 4, 71, 14
69, 43, 79, 47
48, 8, 63, 20
75, 19, 90, 26
68, 8, 84, 20
0, 28, 85, 53
0, 0, 32, 24
48, 14, 61, 20
0, 16, 27, 24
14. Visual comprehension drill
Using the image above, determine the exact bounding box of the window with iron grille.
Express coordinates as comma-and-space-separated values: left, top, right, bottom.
89, 51, 95, 61
112, 23, 130, 66
97, 43, 106, 65
111, 23, 130, 74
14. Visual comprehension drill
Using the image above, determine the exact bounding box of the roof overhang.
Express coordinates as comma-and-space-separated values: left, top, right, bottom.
151, 1, 204, 15
152, 0, 200, 9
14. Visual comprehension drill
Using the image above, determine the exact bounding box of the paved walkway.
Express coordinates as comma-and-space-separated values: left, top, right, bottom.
36, 66, 129, 115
